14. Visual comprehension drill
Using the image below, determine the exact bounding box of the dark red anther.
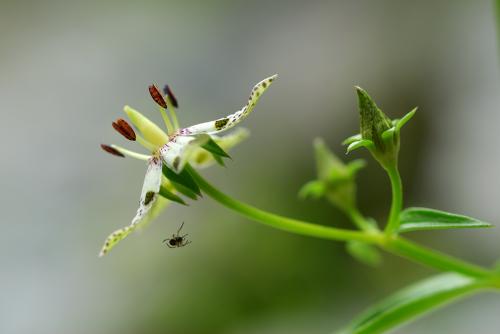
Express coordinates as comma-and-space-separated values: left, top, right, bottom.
149, 84, 168, 108
112, 118, 136, 141
163, 84, 178, 108
101, 144, 125, 157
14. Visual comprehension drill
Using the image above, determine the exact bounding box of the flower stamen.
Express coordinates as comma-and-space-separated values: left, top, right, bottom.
101, 144, 125, 157
112, 118, 136, 141
110, 145, 151, 160
166, 92, 180, 130
163, 85, 178, 108
135, 133, 157, 152
148, 84, 167, 108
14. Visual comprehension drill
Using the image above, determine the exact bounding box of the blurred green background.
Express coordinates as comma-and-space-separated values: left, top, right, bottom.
1, 0, 500, 333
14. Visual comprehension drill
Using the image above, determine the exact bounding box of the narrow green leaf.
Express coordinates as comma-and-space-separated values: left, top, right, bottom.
201, 138, 231, 158
346, 241, 382, 267
398, 207, 492, 233
159, 186, 187, 206
162, 164, 201, 196
338, 273, 482, 334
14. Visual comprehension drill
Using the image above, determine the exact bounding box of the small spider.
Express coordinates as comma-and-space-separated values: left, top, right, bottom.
163, 222, 191, 248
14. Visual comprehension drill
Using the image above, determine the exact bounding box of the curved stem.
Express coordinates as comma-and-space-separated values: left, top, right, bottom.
385, 165, 403, 235
186, 165, 382, 244
385, 237, 492, 278
186, 166, 495, 279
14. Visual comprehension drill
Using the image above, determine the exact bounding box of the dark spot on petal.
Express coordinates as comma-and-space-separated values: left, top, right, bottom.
144, 191, 156, 205
215, 118, 229, 130
173, 156, 181, 170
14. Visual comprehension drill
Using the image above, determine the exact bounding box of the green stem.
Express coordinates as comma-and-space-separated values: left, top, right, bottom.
186, 165, 381, 244
187, 166, 495, 278
385, 165, 403, 235
346, 207, 378, 232
385, 237, 492, 278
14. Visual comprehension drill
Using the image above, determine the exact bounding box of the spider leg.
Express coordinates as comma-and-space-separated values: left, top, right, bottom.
177, 222, 185, 234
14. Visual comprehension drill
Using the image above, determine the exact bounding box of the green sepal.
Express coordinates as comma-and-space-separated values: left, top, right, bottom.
338, 273, 480, 334
398, 207, 492, 233
381, 127, 395, 142
172, 183, 199, 200
298, 180, 326, 199
395, 107, 417, 133
346, 159, 367, 175
342, 134, 362, 146
201, 138, 231, 158
346, 241, 382, 267
346, 140, 374, 154
162, 164, 201, 196
212, 153, 226, 166
159, 185, 188, 206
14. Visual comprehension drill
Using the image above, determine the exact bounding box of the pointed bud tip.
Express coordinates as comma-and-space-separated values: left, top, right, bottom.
354, 86, 371, 99
112, 118, 136, 141
101, 144, 125, 158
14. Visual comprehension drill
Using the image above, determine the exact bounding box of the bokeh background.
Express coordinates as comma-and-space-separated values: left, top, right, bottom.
1, 0, 500, 333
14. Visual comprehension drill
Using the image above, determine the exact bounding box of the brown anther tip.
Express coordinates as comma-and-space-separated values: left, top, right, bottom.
163, 84, 179, 108
148, 84, 168, 108
101, 144, 125, 157
112, 118, 136, 141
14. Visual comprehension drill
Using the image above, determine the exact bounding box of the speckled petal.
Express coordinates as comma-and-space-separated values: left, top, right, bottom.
159, 134, 210, 173
99, 156, 163, 256
183, 75, 277, 135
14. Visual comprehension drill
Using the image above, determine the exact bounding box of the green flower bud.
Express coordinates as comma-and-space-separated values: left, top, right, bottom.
356, 87, 392, 152
300, 138, 365, 213
344, 87, 417, 170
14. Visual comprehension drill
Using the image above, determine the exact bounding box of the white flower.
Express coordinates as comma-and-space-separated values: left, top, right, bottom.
99, 75, 277, 256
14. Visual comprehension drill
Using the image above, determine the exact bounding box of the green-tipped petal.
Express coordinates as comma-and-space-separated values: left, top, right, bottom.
184, 75, 277, 135
99, 156, 163, 256
190, 128, 250, 168
124, 105, 169, 148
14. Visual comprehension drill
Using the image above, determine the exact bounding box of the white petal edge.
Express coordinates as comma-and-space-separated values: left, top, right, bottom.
99, 156, 163, 256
